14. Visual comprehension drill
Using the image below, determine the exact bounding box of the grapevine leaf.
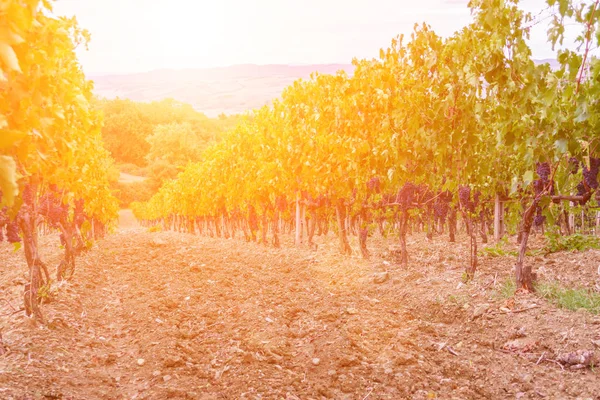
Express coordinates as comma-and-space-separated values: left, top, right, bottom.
0, 155, 19, 206
0, 129, 27, 149
0, 43, 21, 72
523, 170, 534, 185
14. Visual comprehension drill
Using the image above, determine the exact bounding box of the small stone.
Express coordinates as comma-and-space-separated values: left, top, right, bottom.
312, 357, 321, 366
472, 303, 490, 318
346, 307, 358, 315
152, 370, 161, 377
163, 355, 184, 368
163, 375, 172, 382
520, 374, 533, 384
373, 272, 390, 284
137, 358, 145, 366
151, 238, 166, 247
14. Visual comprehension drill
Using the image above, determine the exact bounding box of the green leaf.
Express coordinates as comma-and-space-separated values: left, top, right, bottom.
523, 170, 534, 184
554, 139, 568, 154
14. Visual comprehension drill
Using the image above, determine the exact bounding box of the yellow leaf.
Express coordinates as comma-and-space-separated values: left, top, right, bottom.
0, 129, 27, 148
0, 43, 22, 73
0, 155, 19, 206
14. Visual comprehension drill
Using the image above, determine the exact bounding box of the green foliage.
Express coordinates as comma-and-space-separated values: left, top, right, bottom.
113, 181, 156, 208
146, 122, 207, 165
495, 277, 517, 299
545, 233, 600, 253
480, 238, 517, 257
148, 224, 163, 233
537, 281, 600, 314
97, 98, 241, 167
146, 159, 180, 185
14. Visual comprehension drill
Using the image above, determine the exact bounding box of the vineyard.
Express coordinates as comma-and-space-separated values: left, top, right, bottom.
1, 0, 600, 398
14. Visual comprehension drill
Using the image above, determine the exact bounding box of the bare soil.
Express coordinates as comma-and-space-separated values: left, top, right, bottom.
1, 229, 599, 399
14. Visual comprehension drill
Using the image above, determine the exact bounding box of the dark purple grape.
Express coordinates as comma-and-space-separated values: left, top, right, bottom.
533, 206, 545, 227
583, 157, 599, 190
39, 189, 67, 228
458, 186, 470, 208
533, 214, 545, 227
0, 207, 8, 226
434, 193, 449, 222
6, 221, 20, 243
74, 198, 85, 228
396, 182, 415, 207
576, 181, 592, 205
577, 181, 587, 196
22, 184, 36, 206
367, 177, 381, 194
536, 162, 551, 181
533, 179, 544, 195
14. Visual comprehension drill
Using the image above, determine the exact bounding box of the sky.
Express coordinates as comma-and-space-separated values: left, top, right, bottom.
52, 0, 567, 75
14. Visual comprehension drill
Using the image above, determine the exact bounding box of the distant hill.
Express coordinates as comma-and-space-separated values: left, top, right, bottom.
91, 64, 355, 117
91, 60, 558, 117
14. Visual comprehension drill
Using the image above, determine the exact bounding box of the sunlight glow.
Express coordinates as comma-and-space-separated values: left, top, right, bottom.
52, 0, 557, 75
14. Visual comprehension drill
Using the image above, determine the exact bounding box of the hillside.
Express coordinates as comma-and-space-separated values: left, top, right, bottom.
91, 64, 355, 117
90, 61, 559, 117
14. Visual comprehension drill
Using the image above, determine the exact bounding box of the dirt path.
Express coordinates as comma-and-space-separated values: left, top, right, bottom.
118, 209, 141, 230
118, 173, 147, 184
1, 231, 599, 399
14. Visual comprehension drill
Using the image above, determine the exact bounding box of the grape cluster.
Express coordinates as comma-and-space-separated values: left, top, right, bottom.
415, 185, 433, 207
533, 206, 545, 227
533, 179, 545, 196
458, 186, 475, 212
583, 157, 599, 190
533, 161, 555, 198
74, 198, 86, 228
366, 177, 381, 194
576, 181, 592, 205
577, 181, 586, 196
473, 191, 480, 207
458, 186, 470, 207
6, 221, 20, 243
22, 184, 35, 206
39, 189, 68, 228
433, 191, 451, 222
536, 162, 551, 181
396, 182, 415, 208
569, 157, 580, 175
0, 206, 8, 226
0, 200, 8, 243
